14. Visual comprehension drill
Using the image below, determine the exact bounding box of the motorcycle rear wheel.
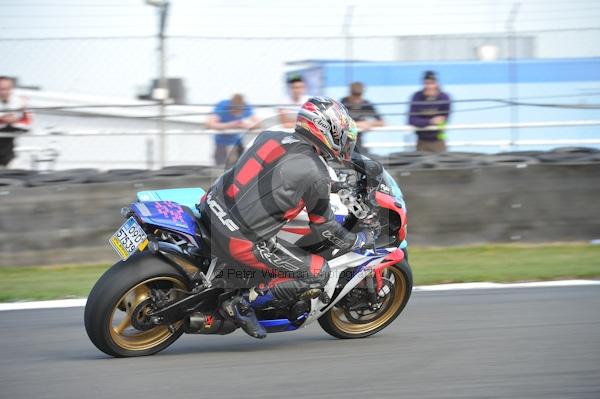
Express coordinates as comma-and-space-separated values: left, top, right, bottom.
84, 253, 190, 357
318, 260, 412, 339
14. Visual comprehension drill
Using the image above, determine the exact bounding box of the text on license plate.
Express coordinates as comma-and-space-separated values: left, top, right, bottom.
109, 217, 148, 261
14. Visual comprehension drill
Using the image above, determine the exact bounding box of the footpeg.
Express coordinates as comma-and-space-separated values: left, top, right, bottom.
299, 288, 322, 301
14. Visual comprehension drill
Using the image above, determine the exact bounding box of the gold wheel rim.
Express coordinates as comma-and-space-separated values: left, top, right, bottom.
330, 267, 407, 335
109, 277, 186, 351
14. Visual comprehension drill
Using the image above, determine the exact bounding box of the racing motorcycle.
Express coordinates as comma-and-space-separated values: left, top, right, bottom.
84, 156, 412, 357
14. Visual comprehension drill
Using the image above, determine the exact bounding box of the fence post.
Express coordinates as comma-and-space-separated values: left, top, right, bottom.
146, 137, 154, 170
506, 2, 521, 149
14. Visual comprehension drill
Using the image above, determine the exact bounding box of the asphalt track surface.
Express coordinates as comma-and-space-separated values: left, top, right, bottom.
1, 286, 599, 399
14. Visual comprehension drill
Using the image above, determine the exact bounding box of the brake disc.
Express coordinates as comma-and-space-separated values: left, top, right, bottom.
130, 298, 158, 331
343, 276, 395, 323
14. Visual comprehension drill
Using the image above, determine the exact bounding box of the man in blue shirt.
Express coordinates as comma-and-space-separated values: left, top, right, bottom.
206, 94, 258, 165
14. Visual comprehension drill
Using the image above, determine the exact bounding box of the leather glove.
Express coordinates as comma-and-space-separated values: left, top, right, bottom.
353, 228, 379, 249
360, 218, 381, 235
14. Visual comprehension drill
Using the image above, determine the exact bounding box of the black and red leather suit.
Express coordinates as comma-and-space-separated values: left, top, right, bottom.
199, 130, 359, 300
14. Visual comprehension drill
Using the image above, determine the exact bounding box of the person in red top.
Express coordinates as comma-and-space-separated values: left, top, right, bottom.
199, 97, 379, 338
0, 76, 31, 167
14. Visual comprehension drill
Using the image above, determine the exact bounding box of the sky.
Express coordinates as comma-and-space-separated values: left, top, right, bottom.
1, 0, 600, 38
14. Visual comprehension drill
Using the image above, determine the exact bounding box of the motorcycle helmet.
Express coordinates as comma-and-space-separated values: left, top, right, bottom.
295, 96, 357, 161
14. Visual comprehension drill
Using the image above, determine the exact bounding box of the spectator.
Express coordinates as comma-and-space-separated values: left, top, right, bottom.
0, 76, 31, 168
408, 71, 451, 153
206, 94, 258, 165
341, 82, 384, 154
278, 75, 309, 128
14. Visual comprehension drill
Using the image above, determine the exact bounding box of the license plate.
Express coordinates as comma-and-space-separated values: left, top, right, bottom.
109, 217, 149, 261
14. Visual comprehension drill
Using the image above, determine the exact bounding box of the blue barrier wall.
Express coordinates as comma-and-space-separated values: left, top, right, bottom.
289, 58, 600, 153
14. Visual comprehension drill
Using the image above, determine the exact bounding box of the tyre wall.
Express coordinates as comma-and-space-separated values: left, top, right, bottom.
1, 162, 599, 267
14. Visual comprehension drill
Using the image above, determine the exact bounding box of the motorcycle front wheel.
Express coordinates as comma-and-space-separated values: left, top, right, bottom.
318, 259, 412, 339
84, 253, 190, 357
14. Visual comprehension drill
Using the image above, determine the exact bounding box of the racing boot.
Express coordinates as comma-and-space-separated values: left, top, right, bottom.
221, 296, 267, 339
248, 284, 275, 308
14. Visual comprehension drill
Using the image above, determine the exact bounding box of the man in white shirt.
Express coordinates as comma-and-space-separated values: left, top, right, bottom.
0, 76, 31, 168
277, 75, 310, 129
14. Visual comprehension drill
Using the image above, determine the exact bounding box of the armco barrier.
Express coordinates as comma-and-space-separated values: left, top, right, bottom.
0, 163, 599, 267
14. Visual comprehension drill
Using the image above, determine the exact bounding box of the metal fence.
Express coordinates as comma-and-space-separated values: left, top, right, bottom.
2, 30, 600, 169
2, 29, 600, 104
2, 119, 600, 171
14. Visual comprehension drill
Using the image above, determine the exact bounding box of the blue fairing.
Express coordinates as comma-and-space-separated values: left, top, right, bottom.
383, 169, 406, 211
137, 187, 206, 218
258, 319, 298, 332
131, 187, 206, 245
131, 201, 198, 237
382, 169, 409, 249
258, 317, 308, 332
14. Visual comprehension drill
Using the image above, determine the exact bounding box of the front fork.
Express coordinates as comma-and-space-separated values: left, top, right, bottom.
365, 272, 380, 305
364, 269, 392, 311
366, 247, 406, 304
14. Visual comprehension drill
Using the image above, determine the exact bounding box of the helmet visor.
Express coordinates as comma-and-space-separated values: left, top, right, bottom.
341, 119, 358, 159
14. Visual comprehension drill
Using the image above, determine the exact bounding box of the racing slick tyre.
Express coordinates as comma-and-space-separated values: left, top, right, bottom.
84, 253, 190, 357
318, 259, 412, 339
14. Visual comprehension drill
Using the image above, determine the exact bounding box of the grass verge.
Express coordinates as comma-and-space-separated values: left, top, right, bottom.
0, 243, 599, 302
410, 243, 600, 285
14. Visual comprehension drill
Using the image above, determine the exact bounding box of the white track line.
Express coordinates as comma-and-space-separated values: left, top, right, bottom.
1, 280, 599, 312
413, 279, 600, 292
0, 298, 87, 312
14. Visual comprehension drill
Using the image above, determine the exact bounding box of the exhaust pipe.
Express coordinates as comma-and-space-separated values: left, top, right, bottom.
184, 312, 237, 335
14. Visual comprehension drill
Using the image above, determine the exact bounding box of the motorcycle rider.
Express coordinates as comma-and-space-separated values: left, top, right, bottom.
199, 97, 380, 339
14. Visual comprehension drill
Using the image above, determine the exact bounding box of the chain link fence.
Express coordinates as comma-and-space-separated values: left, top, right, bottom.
1, 30, 599, 170
2, 30, 599, 103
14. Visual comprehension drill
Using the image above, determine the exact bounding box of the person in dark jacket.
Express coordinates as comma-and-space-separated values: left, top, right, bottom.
341, 82, 384, 154
199, 97, 379, 339
408, 71, 451, 153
